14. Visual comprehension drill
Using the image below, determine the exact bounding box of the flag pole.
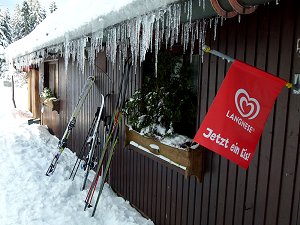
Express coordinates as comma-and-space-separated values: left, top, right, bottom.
202, 45, 293, 89
202, 45, 234, 62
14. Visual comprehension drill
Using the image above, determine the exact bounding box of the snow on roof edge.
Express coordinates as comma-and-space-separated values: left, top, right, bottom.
6, 0, 182, 61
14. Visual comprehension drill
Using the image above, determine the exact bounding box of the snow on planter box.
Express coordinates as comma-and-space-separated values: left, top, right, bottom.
41, 96, 60, 113
125, 125, 204, 182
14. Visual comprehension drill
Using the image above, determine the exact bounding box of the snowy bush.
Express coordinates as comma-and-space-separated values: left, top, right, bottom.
40, 87, 55, 99
124, 48, 197, 140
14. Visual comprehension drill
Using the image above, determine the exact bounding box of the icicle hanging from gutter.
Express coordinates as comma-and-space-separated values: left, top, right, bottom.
10, 0, 277, 74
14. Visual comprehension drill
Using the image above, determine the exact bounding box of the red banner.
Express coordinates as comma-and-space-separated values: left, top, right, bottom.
194, 60, 287, 169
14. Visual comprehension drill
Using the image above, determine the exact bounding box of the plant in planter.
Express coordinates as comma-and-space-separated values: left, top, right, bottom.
40, 87, 55, 100
123, 48, 204, 181
124, 48, 197, 145
40, 87, 60, 112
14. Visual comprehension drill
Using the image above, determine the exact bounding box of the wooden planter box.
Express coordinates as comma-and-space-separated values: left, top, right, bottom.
41, 97, 60, 113
125, 126, 204, 182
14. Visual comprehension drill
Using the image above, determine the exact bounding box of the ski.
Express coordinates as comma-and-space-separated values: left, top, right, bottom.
46, 76, 95, 176
84, 111, 121, 210
69, 106, 102, 181
81, 94, 105, 190
83, 117, 110, 208
91, 114, 122, 216
84, 58, 131, 216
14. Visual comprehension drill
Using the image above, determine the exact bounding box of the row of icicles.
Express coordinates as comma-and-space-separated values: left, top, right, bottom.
13, 0, 267, 75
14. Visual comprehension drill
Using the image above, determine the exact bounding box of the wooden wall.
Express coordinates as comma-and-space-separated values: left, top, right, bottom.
42, 0, 300, 224
110, 1, 300, 225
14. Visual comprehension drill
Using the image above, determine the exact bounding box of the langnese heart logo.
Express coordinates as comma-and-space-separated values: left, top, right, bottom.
234, 89, 260, 120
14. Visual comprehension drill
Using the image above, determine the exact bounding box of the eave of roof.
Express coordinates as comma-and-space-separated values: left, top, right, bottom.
6, 0, 276, 70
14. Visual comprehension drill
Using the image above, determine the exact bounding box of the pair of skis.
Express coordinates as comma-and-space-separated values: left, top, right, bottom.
69, 94, 105, 191
69, 106, 103, 181
81, 94, 105, 190
46, 76, 95, 176
84, 58, 132, 216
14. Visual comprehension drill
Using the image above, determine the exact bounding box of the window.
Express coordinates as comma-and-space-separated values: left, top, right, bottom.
44, 61, 59, 98
125, 46, 198, 139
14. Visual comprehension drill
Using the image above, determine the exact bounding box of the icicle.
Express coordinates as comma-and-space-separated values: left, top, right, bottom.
214, 17, 218, 41
140, 14, 155, 64
186, 0, 190, 23
170, 3, 181, 47
238, 14, 241, 23
188, 0, 193, 24
154, 14, 160, 77
180, 24, 184, 46
176, 4, 181, 43
159, 10, 166, 48
106, 26, 117, 65
195, 20, 199, 40
198, 21, 202, 61
91, 28, 104, 66
64, 34, 70, 75
119, 22, 128, 68
127, 16, 142, 72
203, 0, 206, 10
165, 6, 171, 47
71, 41, 76, 65
199, 0, 201, 7
221, 17, 224, 26
116, 25, 121, 71
199, 19, 207, 62
276, 0, 280, 5
190, 24, 195, 63
182, 22, 190, 54
77, 37, 87, 74
149, 18, 154, 53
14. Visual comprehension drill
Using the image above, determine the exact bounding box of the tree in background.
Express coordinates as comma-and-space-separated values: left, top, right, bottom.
28, 0, 46, 29
11, 4, 23, 42
49, 2, 58, 13
1, 0, 56, 81
20, 1, 32, 37
0, 0, 50, 82
0, 9, 12, 75
11, 0, 47, 41
0, 9, 12, 47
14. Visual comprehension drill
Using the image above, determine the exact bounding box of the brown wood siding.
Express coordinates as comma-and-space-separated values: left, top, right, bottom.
41, 0, 300, 225
109, 1, 300, 225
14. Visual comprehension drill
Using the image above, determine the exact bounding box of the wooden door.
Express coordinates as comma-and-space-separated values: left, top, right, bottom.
42, 61, 60, 135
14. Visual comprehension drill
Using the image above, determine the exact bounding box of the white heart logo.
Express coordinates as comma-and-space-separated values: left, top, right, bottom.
235, 89, 260, 120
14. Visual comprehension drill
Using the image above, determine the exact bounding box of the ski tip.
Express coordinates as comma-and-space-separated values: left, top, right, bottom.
45, 167, 55, 176
45, 171, 53, 176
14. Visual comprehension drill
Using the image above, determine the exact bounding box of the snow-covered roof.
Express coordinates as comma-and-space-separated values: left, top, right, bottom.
6, 0, 274, 71
6, 0, 185, 62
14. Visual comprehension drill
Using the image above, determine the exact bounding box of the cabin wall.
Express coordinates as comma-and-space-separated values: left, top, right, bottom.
40, 0, 299, 224
110, 1, 300, 225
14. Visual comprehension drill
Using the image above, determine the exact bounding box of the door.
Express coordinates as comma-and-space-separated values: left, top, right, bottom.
42, 61, 60, 135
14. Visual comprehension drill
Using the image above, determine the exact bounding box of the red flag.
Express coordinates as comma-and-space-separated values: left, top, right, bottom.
194, 60, 287, 169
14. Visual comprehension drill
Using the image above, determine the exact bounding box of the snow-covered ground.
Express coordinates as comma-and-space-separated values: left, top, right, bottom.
0, 81, 154, 225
